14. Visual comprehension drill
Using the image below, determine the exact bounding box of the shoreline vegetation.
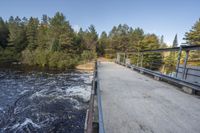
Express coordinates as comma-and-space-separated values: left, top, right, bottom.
0, 12, 98, 71
0, 12, 199, 71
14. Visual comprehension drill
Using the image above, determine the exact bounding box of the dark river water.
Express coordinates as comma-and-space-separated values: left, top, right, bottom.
0, 69, 93, 133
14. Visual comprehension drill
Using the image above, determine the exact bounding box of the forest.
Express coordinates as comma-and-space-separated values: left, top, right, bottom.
0, 12, 200, 69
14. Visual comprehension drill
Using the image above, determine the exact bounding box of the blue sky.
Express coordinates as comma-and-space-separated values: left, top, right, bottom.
0, 0, 200, 45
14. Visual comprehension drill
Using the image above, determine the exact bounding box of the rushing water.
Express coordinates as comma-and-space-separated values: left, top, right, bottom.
0, 69, 93, 133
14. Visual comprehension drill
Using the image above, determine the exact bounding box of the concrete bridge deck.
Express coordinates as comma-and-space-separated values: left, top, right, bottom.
98, 62, 200, 133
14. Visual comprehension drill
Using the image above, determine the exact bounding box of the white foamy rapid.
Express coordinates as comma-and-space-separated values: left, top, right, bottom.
11, 118, 41, 130
66, 85, 91, 102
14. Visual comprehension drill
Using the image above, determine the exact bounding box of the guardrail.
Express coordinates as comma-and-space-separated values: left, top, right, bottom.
85, 61, 105, 133
116, 45, 200, 94
116, 61, 200, 94
133, 64, 199, 90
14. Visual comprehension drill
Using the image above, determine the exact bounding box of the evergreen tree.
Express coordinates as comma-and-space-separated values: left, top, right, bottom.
76, 28, 86, 51
37, 15, 49, 50
159, 35, 167, 48
83, 25, 98, 51
117, 24, 130, 52
108, 24, 131, 53
49, 12, 75, 52
184, 19, 200, 45
184, 19, 200, 66
26, 17, 39, 51
141, 34, 162, 70
8, 16, 27, 52
97, 31, 107, 56
172, 34, 178, 47
167, 34, 178, 72
0, 17, 9, 48
42, 14, 48, 25
130, 28, 144, 52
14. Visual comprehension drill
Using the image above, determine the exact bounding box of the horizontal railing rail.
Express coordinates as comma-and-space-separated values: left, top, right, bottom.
96, 62, 105, 133
127, 64, 200, 91
117, 45, 200, 54
116, 45, 200, 92
85, 61, 105, 133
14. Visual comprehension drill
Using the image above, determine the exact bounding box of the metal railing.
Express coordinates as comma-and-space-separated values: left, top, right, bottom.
96, 62, 105, 133
85, 61, 105, 133
116, 45, 200, 92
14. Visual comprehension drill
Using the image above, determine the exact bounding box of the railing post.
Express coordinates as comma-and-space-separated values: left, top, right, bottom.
182, 50, 189, 79
137, 52, 140, 67
175, 46, 182, 78
124, 53, 126, 65
116, 53, 120, 63
140, 53, 143, 67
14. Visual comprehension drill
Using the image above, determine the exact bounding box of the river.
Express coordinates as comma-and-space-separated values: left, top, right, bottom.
0, 69, 93, 133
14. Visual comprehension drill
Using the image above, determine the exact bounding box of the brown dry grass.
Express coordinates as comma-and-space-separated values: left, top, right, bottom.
76, 61, 95, 71
98, 57, 115, 62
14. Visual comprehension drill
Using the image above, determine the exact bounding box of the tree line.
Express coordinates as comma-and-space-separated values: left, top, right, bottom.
0, 12, 199, 69
0, 12, 98, 69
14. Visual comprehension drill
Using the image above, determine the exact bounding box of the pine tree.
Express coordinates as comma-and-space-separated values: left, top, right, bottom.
167, 34, 178, 71
130, 28, 144, 52
83, 25, 98, 51
37, 15, 49, 50
49, 12, 75, 52
184, 19, 200, 45
26, 17, 39, 51
141, 34, 162, 70
184, 19, 200, 66
8, 16, 27, 52
0, 17, 9, 48
159, 35, 167, 48
97, 31, 107, 56
172, 34, 178, 47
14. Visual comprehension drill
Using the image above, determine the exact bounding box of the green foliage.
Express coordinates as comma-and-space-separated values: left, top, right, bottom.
129, 34, 163, 70
129, 28, 144, 51
0, 48, 20, 63
0, 12, 97, 69
172, 34, 178, 47
8, 16, 27, 52
22, 49, 79, 69
0, 17, 9, 48
2, 13, 199, 70
48, 52, 78, 69
49, 12, 75, 53
51, 39, 60, 52
184, 19, 200, 67
185, 18, 200, 45
26, 17, 39, 51
97, 31, 107, 56
108, 24, 131, 52
21, 49, 36, 65
163, 52, 177, 74
34, 49, 49, 67
36, 17, 49, 50
81, 50, 97, 62
81, 25, 98, 52
159, 35, 167, 48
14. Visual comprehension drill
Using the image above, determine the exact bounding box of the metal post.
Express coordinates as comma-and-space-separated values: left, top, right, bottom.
175, 46, 182, 77
182, 50, 189, 79
124, 53, 126, 65
185, 68, 189, 80
140, 53, 143, 67
116, 53, 120, 63
136, 52, 140, 67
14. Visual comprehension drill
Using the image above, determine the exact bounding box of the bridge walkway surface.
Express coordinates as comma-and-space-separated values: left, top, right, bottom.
98, 62, 200, 133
